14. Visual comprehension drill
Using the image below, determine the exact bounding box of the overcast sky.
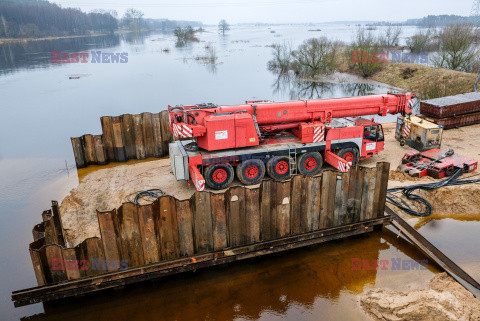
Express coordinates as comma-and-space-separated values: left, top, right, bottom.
52, 0, 476, 24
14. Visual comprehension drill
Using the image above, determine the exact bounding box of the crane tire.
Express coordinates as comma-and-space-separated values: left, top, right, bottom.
337, 147, 360, 166
267, 156, 293, 180
297, 152, 323, 176
236, 159, 266, 186
204, 164, 234, 190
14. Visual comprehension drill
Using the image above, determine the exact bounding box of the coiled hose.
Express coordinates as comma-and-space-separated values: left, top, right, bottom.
386, 170, 480, 217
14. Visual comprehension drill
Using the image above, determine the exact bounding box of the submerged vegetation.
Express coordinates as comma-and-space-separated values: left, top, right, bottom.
268, 24, 480, 99
173, 26, 199, 46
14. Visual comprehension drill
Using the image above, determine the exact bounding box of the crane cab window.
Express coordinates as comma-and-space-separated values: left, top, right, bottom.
364, 125, 384, 142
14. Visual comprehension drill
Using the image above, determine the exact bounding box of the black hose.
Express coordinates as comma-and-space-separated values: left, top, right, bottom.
126, 189, 165, 205
386, 169, 480, 217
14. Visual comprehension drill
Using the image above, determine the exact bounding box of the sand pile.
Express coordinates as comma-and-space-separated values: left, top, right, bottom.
59, 159, 197, 247
360, 273, 480, 321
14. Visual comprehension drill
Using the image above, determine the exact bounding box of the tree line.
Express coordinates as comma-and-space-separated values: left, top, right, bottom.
0, 0, 117, 38
0, 0, 204, 39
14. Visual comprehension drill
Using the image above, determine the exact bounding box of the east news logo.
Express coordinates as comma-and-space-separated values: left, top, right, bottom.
51, 51, 129, 63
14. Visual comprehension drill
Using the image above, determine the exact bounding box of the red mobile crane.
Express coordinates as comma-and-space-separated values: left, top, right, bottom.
168, 93, 415, 191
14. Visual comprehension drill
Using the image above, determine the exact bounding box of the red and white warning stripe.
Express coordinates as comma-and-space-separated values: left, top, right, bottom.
403, 123, 411, 138
338, 161, 352, 172
194, 179, 205, 191
313, 125, 325, 143
173, 123, 193, 138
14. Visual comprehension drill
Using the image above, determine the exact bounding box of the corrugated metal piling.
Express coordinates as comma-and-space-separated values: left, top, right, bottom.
12, 163, 391, 307
71, 110, 174, 168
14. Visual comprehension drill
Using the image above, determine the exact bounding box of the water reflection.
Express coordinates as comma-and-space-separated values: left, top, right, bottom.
0, 31, 164, 76
272, 73, 383, 100
22, 228, 437, 321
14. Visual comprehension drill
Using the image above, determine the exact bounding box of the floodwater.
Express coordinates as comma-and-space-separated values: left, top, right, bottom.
0, 24, 477, 320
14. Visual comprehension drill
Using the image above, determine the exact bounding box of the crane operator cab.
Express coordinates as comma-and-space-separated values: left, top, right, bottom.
361, 123, 385, 158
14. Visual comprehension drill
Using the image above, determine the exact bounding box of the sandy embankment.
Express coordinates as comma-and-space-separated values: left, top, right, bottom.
361, 272, 480, 321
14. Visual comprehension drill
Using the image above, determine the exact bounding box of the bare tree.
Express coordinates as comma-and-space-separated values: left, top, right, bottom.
432, 24, 478, 72
267, 42, 292, 75
218, 19, 230, 35
291, 37, 339, 78
378, 25, 402, 48
406, 28, 439, 53
123, 8, 144, 31
348, 27, 383, 77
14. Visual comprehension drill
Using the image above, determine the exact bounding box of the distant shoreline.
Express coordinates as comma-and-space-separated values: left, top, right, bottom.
0, 29, 136, 45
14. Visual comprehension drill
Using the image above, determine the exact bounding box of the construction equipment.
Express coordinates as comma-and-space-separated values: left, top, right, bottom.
395, 115, 443, 151
168, 93, 415, 191
398, 148, 477, 178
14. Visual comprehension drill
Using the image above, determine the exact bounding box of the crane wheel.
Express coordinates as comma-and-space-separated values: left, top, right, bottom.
236, 159, 266, 185
297, 152, 323, 176
337, 147, 359, 166
267, 156, 293, 180
204, 164, 234, 190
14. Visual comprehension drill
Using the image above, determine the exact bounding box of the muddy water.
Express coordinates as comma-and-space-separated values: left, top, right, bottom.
0, 23, 476, 320
21, 227, 439, 321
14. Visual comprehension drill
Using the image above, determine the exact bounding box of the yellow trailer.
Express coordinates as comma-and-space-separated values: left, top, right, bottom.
395, 115, 443, 151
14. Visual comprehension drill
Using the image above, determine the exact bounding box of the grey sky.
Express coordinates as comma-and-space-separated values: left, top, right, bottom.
52, 0, 476, 24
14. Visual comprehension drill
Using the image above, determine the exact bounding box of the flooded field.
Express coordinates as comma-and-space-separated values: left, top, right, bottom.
0, 24, 478, 320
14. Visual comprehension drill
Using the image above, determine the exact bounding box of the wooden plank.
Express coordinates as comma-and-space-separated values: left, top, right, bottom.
121, 114, 136, 160
334, 172, 349, 226
275, 181, 291, 238
306, 176, 321, 231
320, 171, 337, 229
112, 116, 126, 162
359, 167, 370, 222
101, 116, 115, 161
138, 204, 160, 264
70, 137, 85, 168
117, 203, 145, 267
152, 112, 164, 157
132, 114, 146, 160
372, 162, 390, 218
260, 179, 276, 241
81, 238, 106, 276
157, 196, 180, 260
175, 199, 195, 257
245, 187, 260, 244
43, 217, 59, 245
345, 166, 358, 224
290, 175, 307, 234
227, 187, 246, 247
62, 248, 81, 280
193, 192, 213, 254
97, 210, 121, 268
364, 167, 377, 220
82, 134, 96, 164
353, 166, 365, 223
42, 245, 68, 283
29, 250, 46, 286
210, 193, 227, 251
160, 110, 173, 151
93, 135, 106, 165
141, 112, 155, 157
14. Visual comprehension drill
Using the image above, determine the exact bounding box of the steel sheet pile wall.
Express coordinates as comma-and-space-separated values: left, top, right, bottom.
71, 111, 174, 168
26, 163, 389, 289
421, 92, 480, 129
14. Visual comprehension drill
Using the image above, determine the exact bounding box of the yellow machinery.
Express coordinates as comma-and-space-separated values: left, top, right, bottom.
395, 115, 443, 151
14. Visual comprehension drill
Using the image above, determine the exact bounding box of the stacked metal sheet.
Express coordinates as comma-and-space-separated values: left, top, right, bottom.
420, 92, 480, 129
